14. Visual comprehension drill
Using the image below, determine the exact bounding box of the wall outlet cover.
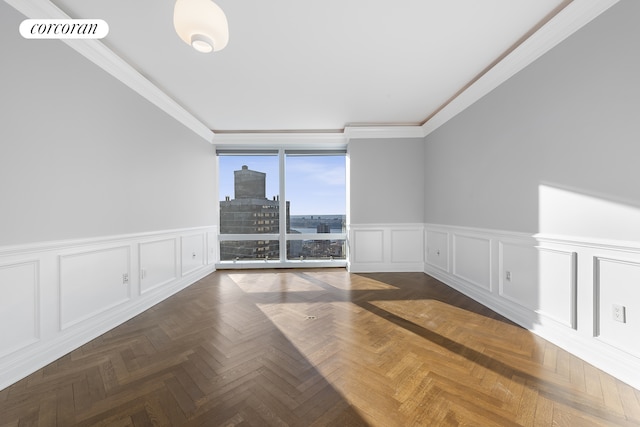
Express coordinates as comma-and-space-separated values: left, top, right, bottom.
613, 304, 626, 323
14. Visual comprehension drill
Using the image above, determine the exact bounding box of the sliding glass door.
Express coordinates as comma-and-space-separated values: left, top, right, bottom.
217, 149, 346, 267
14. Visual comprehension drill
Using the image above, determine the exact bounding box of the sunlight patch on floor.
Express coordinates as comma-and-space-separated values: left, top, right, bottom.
228, 272, 325, 293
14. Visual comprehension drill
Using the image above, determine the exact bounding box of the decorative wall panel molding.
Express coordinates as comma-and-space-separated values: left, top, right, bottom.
425, 229, 449, 272
349, 224, 424, 273
390, 228, 424, 264
59, 246, 131, 330
595, 256, 640, 358
453, 234, 491, 291
498, 241, 540, 311
425, 223, 640, 390
352, 229, 384, 265
181, 233, 206, 276
536, 248, 576, 328
0, 226, 216, 391
498, 242, 576, 328
0, 261, 39, 358
139, 238, 178, 295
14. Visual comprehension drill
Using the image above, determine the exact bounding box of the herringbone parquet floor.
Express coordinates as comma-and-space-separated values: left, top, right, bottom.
1, 270, 640, 426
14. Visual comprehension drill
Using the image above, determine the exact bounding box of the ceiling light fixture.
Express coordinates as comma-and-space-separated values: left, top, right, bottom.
174, 0, 229, 53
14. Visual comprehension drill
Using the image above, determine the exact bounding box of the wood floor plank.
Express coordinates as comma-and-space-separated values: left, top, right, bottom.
600, 370, 627, 417
533, 395, 554, 426
71, 376, 92, 413
584, 362, 605, 400
35, 395, 56, 427
1, 269, 638, 426
514, 382, 538, 426
55, 384, 75, 426
617, 381, 640, 424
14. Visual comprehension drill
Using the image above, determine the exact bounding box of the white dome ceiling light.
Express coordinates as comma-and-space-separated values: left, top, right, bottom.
174, 0, 229, 53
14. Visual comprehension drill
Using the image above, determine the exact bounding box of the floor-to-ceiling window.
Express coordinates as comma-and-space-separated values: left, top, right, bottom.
217, 149, 347, 268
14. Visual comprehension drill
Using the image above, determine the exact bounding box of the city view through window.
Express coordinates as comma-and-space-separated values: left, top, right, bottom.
219, 153, 346, 262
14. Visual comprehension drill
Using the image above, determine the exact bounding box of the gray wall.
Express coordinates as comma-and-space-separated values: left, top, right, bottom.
424, 0, 640, 241
349, 138, 424, 224
0, 3, 216, 246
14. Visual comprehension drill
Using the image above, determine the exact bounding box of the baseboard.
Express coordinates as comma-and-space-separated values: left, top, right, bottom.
349, 262, 425, 273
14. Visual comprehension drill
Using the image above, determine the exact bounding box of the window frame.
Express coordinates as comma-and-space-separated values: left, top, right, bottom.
217, 147, 347, 269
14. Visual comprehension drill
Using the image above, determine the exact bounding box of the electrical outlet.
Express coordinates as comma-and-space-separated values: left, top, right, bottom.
122, 273, 129, 284
505, 271, 512, 281
613, 304, 626, 323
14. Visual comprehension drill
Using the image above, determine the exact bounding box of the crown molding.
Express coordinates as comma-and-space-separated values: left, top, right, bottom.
212, 132, 348, 150
344, 125, 426, 140
211, 125, 429, 148
5, 0, 214, 143
421, 0, 620, 137
7, 0, 619, 143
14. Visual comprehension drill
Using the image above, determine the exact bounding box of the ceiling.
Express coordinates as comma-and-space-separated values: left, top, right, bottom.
6, 0, 619, 142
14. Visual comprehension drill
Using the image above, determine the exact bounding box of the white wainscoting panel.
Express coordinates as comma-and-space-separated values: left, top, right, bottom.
424, 223, 640, 390
349, 224, 424, 272
425, 229, 449, 272
453, 234, 491, 291
181, 233, 206, 276
499, 242, 576, 328
391, 228, 424, 264
352, 229, 384, 264
60, 246, 131, 330
537, 248, 576, 328
0, 226, 216, 391
596, 257, 640, 358
139, 239, 177, 295
499, 241, 539, 311
0, 261, 39, 357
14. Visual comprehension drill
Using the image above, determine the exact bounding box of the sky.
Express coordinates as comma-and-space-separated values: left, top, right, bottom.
218, 155, 346, 216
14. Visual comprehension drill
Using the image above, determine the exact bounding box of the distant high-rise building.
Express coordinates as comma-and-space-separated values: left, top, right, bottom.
219, 166, 289, 260
234, 165, 265, 199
